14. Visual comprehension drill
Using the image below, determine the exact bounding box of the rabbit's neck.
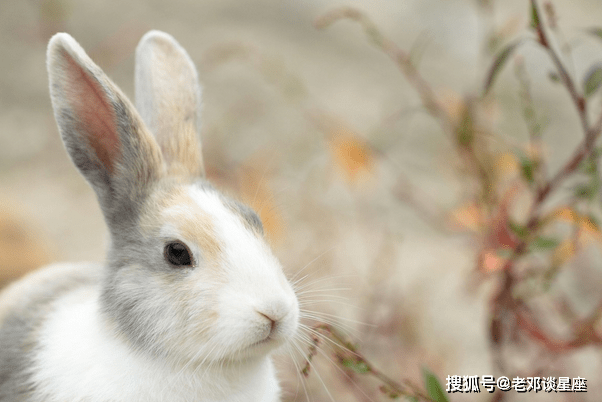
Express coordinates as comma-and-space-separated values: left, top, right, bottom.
30, 287, 281, 402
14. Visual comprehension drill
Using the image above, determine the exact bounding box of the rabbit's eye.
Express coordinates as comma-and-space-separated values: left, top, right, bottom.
164, 241, 193, 267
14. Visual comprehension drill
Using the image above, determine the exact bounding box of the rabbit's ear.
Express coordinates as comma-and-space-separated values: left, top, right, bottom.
135, 30, 204, 177
47, 33, 164, 224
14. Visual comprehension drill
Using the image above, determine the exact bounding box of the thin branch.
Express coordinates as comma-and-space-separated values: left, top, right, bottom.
315, 7, 449, 130
490, 0, 602, 361
530, 0, 587, 133
303, 323, 435, 401
526, 0, 602, 215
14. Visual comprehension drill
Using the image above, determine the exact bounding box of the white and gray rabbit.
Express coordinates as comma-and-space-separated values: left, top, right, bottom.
0, 30, 299, 402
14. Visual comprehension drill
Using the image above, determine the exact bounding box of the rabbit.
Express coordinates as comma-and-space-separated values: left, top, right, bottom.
0, 30, 299, 402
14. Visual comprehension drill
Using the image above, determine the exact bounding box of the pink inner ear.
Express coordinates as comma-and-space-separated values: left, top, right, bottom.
64, 51, 120, 173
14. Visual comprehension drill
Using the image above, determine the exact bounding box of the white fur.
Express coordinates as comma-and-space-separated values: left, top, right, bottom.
188, 187, 298, 349
156, 186, 299, 359
29, 287, 279, 402
0, 31, 299, 402
0, 263, 100, 326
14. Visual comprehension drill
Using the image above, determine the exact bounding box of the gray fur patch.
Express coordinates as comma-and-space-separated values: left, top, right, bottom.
0, 264, 100, 401
222, 197, 264, 236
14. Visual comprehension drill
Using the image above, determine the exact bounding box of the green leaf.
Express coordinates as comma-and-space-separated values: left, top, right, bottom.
530, 236, 559, 250
456, 107, 474, 147
585, 27, 602, 41
583, 64, 602, 98
341, 358, 370, 374
519, 155, 537, 184
574, 183, 598, 199
580, 157, 598, 175
530, 0, 541, 30
484, 39, 524, 94
423, 368, 449, 402
508, 220, 529, 239
548, 71, 560, 83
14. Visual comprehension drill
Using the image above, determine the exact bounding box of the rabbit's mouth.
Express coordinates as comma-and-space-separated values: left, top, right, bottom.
252, 329, 279, 347
252, 335, 272, 347
248, 331, 289, 352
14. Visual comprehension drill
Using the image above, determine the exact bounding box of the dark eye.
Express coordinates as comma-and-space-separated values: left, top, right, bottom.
164, 242, 193, 267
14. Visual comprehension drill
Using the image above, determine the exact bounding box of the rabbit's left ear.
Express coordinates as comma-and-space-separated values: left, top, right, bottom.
135, 30, 204, 177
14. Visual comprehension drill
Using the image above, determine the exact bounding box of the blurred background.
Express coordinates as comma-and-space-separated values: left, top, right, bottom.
2, 0, 602, 400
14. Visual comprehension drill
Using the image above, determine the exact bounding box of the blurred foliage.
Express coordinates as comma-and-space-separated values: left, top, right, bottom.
298, 0, 602, 400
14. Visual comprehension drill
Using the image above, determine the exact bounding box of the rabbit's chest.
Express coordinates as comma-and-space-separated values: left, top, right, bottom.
28, 290, 280, 402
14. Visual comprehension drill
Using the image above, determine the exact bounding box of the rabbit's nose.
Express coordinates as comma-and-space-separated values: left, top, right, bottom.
256, 303, 291, 335
258, 312, 277, 333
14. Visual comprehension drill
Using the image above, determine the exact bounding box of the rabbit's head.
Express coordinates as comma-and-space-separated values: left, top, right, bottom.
47, 31, 299, 366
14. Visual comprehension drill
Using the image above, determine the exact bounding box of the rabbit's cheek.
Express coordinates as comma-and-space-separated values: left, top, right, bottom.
178, 275, 223, 327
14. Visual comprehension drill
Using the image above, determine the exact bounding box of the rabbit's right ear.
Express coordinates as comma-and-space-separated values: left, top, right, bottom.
47, 33, 164, 223
135, 30, 204, 177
